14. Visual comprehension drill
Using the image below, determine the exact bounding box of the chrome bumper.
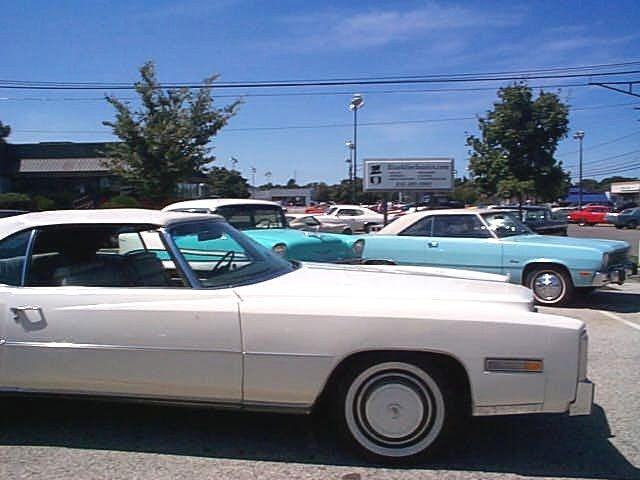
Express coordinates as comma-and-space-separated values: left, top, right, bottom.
569, 380, 595, 416
592, 263, 638, 286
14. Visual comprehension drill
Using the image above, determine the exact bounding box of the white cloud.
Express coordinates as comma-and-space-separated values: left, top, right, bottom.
277, 3, 523, 52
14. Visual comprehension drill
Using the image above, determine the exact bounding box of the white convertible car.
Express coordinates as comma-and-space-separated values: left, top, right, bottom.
0, 210, 593, 462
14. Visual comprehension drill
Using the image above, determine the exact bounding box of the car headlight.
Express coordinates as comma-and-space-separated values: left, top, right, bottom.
352, 239, 365, 257
272, 243, 287, 256
602, 252, 609, 268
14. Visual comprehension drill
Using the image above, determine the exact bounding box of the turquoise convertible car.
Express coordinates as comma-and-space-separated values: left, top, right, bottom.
357, 208, 637, 305
162, 199, 364, 263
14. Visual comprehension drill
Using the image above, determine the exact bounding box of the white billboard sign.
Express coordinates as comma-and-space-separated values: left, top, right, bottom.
363, 158, 454, 192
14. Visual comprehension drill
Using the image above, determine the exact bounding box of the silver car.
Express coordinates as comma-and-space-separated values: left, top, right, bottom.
286, 214, 353, 234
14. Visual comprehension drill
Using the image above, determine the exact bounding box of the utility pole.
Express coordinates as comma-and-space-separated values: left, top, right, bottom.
348, 94, 364, 203
250, 166, 256, 187
573, 130, 585, 208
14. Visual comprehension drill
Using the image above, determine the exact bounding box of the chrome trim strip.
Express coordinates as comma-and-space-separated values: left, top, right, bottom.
473, 403, 544, 416
3, 340, 239, 355
0, 388, 311, 414
159, 227, 202, 289
246, 351, 334, 358
20, 228, 37, 286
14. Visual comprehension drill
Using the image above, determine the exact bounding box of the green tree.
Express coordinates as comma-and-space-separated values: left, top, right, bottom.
0, 121, 10, 143
466, 84, 570, 203
102, 61, 241, 204
451, 177, 479, 205
285, 178, 299, 188
207, 167, 250, 198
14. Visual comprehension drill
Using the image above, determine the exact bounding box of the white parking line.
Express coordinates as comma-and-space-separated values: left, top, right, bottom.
600, 310, 640, 331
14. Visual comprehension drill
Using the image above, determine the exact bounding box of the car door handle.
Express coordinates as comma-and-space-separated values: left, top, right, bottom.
10, 306, 42, 321
427, 241, 439, 248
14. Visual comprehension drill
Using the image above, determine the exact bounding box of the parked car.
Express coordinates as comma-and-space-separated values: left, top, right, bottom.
357, 209, 636, 306
162, 199, 363, 263
315, 204, 384, 232
0, 209, 594, 462
286, 213, 353, 234
568, 205, 612, 226
551, 206, 578, 221
605, 208, 640, 229
489, 206, 568, 236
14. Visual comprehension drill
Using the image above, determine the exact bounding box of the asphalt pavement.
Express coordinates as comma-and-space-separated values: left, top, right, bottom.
568, 224, 640, 258
1, 285, 639, 480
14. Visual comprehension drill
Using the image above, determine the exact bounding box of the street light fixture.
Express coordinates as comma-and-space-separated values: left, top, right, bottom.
572, 130, 585, 209
348, 94, 364, 203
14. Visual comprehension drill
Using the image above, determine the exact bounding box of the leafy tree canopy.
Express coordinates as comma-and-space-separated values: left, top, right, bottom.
466, 84, 570, 202
103, 61, 241, 203
0, 121, 10, 143
207, 167, 250, 198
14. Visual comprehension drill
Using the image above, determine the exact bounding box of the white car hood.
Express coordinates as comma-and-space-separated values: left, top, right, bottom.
235, 262, 533, 307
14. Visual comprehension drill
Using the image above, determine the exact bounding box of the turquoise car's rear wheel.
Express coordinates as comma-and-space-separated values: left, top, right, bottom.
526, 267, 574, 306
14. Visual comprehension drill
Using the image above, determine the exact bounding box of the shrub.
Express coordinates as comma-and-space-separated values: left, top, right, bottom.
0, 192, 32, 210
101, 195, 140, 208
33, 195, 56, 211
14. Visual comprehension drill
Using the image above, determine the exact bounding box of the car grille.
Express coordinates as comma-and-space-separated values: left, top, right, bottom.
607, 248, 629, 267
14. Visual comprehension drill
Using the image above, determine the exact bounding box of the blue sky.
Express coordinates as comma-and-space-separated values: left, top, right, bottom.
1, 0, 639, 185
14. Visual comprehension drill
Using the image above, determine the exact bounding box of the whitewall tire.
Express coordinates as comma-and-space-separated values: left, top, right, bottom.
335, 361, 451, 462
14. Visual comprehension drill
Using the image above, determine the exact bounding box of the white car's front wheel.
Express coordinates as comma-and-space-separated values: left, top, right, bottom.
334, 360, 452, 462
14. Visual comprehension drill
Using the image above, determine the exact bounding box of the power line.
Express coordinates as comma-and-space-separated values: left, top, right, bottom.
3, 60, 640, 87
559, 130, 640, 159
2, 68, 640, 90
563, 149, 640, 170
12, 116, 481, 136
585, 159, 640, 176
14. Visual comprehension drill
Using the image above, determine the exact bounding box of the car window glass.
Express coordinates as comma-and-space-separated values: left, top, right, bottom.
432, 215, 491, 238
400, 216, 433, 237
337, 209, 354, 216
25, 226, 186, 288
326, 207, 338, 215
0, 230, 32, 286
304, 217, 320, 226
524, 209, 546, 221
170, 221, 294, 289
215, 205, 286, 229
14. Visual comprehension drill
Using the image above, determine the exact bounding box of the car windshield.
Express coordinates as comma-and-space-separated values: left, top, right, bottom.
169, 220, 295, 288
523, 209, 547, 221
481, 212, 533, 237
214, 205, 288, 229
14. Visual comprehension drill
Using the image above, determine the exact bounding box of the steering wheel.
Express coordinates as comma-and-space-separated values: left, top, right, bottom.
255, 218, 273, 228
212, 251, 235, 274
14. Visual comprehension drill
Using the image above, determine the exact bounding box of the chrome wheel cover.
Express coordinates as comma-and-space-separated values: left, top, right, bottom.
532, 271, 565, 303
344, 362, 445, 458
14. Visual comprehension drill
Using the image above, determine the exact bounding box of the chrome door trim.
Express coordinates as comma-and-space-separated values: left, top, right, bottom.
158, 227, 202, 289
20, 229, 37, 287
0, 388, 312, 414
2, 340, 238, 355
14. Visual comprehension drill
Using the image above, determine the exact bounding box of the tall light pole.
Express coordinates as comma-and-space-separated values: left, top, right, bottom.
573, 130, 585, 208
250, 166, 256, 187
349, 94, 364, 203
345, 140, 354, 186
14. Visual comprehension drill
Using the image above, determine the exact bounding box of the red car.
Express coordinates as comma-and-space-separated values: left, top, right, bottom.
568, 205, 612, 226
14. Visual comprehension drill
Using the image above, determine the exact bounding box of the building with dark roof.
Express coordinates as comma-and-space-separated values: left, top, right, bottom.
0, 142, 120, 207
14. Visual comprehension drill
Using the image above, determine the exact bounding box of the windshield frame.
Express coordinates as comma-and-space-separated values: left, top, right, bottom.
160, 219, 296, 289
480, 211, 535, 238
